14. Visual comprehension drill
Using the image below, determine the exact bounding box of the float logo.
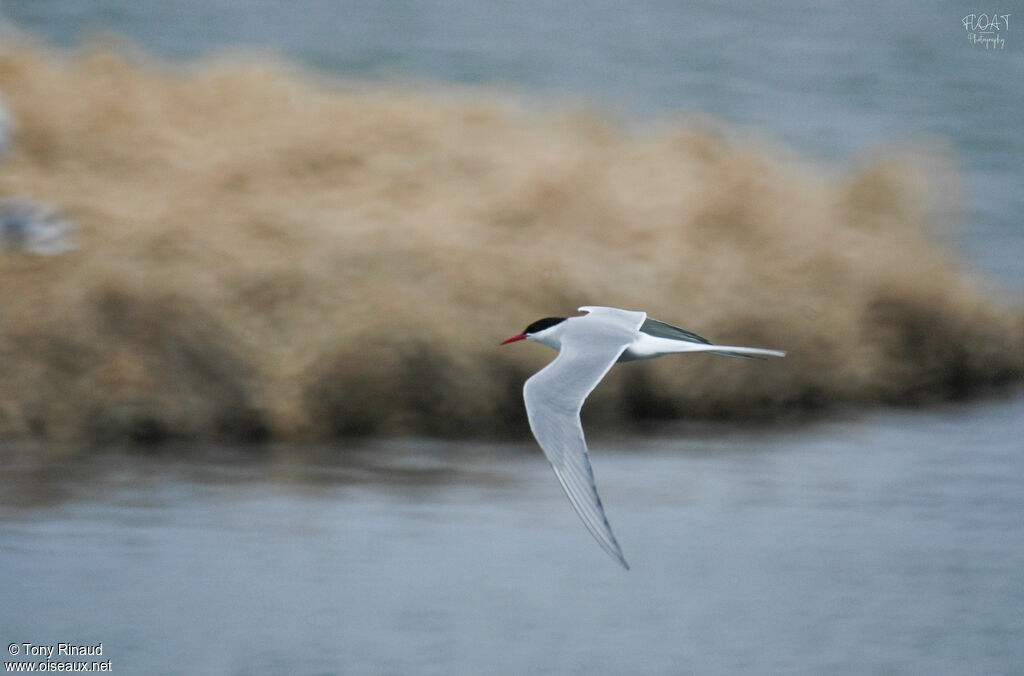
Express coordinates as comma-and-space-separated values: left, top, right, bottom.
962, 13, 1010, 49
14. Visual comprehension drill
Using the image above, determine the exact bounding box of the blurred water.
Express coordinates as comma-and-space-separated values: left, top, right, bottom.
1, 4, 1022, 674
3, 0, 1022, 286
1, 392, 1023, 675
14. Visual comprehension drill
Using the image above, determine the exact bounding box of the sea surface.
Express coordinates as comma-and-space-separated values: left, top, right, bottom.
1, 2, 1022, 674
2, 394, 1023, 675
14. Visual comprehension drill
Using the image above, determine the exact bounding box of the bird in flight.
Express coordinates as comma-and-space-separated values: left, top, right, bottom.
501, 306, 786, 569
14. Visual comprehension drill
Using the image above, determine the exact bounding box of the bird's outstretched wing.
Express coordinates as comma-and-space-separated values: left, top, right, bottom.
523, 306, 645, 569
640, 318, 767, 360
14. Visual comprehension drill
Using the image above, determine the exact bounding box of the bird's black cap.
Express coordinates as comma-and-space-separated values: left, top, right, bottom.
524, 317, 566, 335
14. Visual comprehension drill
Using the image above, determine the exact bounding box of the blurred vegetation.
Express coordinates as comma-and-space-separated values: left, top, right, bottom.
0, 39, 1020, 445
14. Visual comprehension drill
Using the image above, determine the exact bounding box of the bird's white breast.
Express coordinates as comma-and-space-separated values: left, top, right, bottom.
619, 332, 705, 361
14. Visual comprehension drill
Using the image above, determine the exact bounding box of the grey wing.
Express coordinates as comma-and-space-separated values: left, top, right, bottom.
641, 317, 765, 360
523, 308, 645, 569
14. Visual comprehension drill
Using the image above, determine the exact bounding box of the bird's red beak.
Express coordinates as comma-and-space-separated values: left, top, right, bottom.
500, 333, 526, 345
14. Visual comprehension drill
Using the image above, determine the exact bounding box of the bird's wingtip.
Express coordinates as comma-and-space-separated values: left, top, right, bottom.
603, 543, 630, 570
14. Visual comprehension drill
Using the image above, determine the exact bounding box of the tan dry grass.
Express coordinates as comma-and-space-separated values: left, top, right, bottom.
0, 40, 1020, 443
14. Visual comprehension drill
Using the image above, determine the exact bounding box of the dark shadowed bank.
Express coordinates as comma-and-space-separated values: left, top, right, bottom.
0, 39, 1021, 446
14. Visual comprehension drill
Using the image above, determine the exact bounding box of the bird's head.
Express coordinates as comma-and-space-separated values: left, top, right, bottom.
500, 316, 567, 350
